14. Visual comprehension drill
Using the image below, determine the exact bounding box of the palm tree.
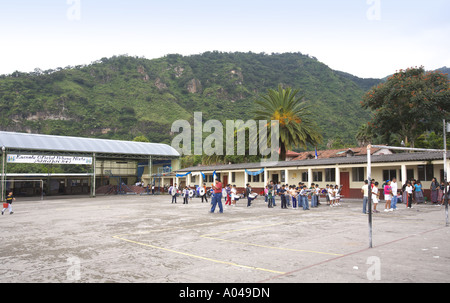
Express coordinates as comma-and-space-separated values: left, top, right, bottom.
253, 85, 323, 161
356, 124, 375, 147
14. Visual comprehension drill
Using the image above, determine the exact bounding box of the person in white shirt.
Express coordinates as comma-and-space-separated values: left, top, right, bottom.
314, 184, 321, 207
290, 185, 298, 209
334, 185, 341, 206
328, 185, 335, 207
231, 185, 239, 206
405, 182, 413, 208
390, 177, 398, 211
362, 180, 369, 214
372, 182, 380, 213
171, 183, 178, 204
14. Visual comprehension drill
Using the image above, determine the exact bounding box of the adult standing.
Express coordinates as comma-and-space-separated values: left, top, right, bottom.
414, 180, 425, 204
361, 180, 369, 214
171, 183, 178, 204
210, 178, 223, 213
430, 178, 439, 205
280, 184, 287, 209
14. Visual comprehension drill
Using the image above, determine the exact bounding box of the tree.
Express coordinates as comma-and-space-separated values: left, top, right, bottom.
133, 135, 150, 142
356, 123, 375, 147
253, 85, 323, 161
361, 67, 450, 148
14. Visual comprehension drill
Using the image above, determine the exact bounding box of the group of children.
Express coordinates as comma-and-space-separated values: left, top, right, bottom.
168, 183, 251, 206
264, 182, 343, 210
167, 181, 346, 211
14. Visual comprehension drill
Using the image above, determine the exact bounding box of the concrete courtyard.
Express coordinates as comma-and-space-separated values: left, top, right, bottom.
0, 193, 449, 283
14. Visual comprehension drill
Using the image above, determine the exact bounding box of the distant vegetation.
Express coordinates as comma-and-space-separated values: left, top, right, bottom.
1, 52, 447, 159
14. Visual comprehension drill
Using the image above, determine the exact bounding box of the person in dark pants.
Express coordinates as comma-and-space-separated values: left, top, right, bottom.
280, 184, 287, 209
2, 191, 15, 215
183, 187, 189, 204
201, 183, 208, 203
171, 183, 178, 203
267, 181, 275, 208
210, 179, 223, 213
245, 183, 252, 207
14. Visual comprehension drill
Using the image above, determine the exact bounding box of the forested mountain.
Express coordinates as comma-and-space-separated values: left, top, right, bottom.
0, 52, 384, 148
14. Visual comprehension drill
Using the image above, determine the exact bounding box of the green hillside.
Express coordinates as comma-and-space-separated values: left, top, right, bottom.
0, 52, 378, 148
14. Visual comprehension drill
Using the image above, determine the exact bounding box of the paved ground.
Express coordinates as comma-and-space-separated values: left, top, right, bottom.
0, 194, 449, 283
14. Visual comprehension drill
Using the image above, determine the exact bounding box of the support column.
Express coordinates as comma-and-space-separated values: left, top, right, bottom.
148, 156, 153, 185
198, 173, 203, 187
187, 173, 191, 187
264, 168, 268, 185
284, 168, 289, 184
401, 164, 407, 186
335, 166, 340, 186
228, 171, 232, 186
308, 168, 313, 187
91, 153, 96, 198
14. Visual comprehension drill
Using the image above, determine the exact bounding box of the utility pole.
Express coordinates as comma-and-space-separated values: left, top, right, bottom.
444, 120, 448, 227
1, 146, 5, 202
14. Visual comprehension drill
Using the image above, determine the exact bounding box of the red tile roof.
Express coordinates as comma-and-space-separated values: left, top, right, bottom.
290, 146, 387, 161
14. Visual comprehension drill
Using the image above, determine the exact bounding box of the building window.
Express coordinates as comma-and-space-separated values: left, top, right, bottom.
418, 165, 433, 181
383, 169, 397, 181
252, 174, 260, 182
325, 169, 335, 182
352, 167, 365, 182
232, 172, 236, 183
302, 172, 308, 182
313, 171, 323, 182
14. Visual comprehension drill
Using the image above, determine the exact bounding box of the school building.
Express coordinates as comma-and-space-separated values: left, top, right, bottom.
172, 148, 449, 200
0, 131, 180, 200
1, 130, 447, 202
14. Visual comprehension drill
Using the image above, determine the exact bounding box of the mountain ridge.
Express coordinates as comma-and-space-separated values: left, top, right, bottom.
2, 51, 443, 149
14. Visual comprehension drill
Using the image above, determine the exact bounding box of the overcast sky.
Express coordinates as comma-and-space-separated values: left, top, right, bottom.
0, 0, 449, 78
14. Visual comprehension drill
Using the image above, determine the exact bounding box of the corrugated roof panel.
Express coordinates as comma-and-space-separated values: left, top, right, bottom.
0, 131, 179, 157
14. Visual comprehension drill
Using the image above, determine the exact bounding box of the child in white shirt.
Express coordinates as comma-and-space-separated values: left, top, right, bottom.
372, 182, 380, 213
328, 186, 335, 207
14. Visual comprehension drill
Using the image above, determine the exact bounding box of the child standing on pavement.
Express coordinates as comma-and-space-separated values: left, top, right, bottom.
2, 191, 15, 215
372, 182, 380, 213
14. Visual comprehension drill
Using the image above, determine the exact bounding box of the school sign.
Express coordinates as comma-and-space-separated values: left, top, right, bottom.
7, 154, 93, 165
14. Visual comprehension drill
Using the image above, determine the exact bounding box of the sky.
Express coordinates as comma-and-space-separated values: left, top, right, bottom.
0, 0, 449, 78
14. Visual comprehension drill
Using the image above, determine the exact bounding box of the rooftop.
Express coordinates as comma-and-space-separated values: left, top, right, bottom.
177, 151, 448, 173
0, 131, 180, 159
